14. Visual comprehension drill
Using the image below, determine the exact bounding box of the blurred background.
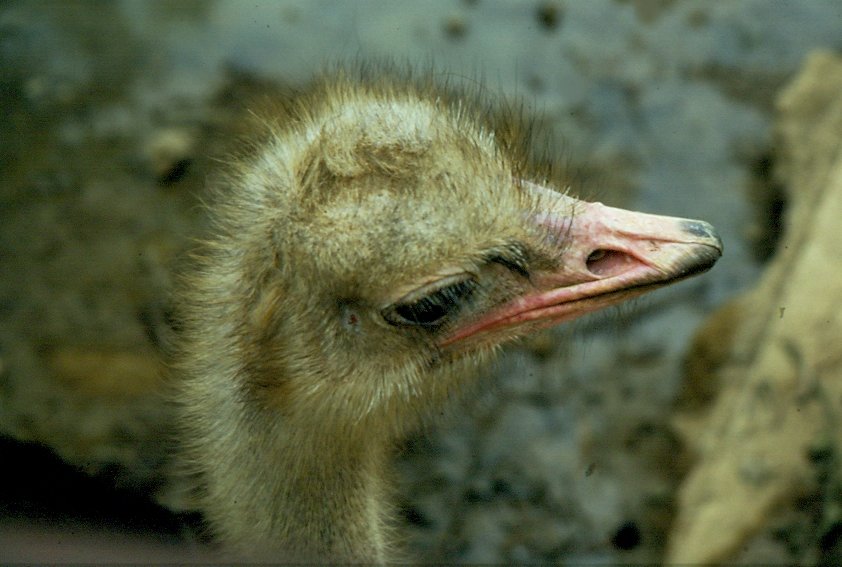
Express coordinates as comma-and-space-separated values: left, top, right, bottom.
2, 0, 842, 563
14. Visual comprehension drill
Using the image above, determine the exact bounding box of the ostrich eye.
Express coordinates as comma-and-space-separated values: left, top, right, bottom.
384, 278, 478, 328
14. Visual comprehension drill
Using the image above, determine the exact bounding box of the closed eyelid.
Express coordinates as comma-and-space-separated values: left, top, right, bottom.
382, 278, 478, 328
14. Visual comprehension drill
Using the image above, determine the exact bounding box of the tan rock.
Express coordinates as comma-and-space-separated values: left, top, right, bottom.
668, 50, 842, 563
143, 127, 196, 183
47, 347, 161, 400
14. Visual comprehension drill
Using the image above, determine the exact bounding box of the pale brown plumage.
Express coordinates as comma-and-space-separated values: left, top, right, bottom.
172, 68, 721, 563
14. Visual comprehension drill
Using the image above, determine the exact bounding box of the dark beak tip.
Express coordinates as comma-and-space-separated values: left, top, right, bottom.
683, 243, 723, 278
681, 219, 716, 239
681, 220, 724, 254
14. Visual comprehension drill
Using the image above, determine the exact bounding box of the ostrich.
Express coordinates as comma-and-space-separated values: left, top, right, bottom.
172, 68, 721, 563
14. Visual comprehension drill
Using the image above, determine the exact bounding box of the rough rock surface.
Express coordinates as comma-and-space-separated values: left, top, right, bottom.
670, 50, 842, 564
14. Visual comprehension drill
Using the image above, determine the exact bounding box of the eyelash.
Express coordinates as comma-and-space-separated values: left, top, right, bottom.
485, 252, 529, 279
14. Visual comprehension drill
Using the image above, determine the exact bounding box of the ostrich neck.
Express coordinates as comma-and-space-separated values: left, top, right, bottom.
204, 400, 394, 563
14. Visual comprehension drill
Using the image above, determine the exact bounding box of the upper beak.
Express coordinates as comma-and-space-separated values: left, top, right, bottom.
442, 182, 723, 346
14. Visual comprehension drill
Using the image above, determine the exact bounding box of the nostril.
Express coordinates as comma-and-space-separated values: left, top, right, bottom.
587, 249, 607, 264
586, 249, 635, 277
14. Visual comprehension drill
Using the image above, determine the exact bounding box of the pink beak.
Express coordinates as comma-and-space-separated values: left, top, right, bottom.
443, 182, 723, 346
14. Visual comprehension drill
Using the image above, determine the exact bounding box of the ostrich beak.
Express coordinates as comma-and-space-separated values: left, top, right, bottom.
442, 182, 723, 346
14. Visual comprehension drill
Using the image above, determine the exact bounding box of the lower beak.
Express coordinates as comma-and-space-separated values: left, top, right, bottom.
443, 182, 723, 346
